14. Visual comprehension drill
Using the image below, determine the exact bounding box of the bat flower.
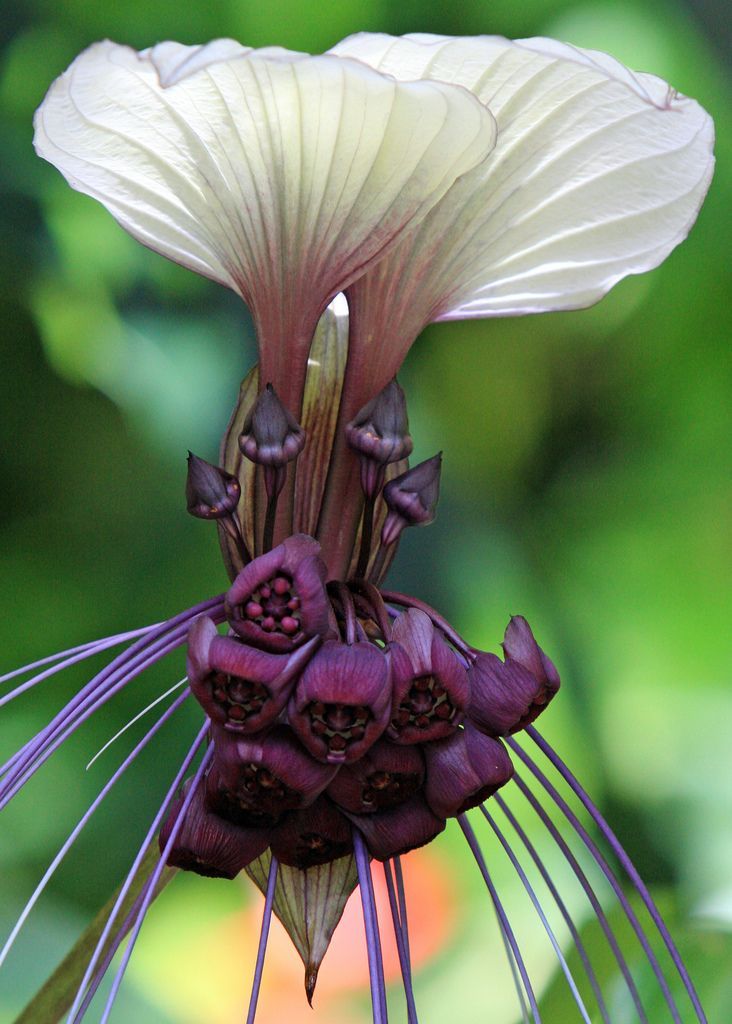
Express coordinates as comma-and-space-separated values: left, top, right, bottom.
186, 615, 318, 733
469, 615, 561, 736
225, 535, 332, 652
3, 29, 715, 1024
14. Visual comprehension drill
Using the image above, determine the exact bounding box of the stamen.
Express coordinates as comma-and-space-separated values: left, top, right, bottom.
526, 727, 708, 1023
509, 735, 690, 1024
353, 828, 389, 1024
493, 793, 611, 1024
65, 721, 210, 1023
479, 806, 593, 1024
246, 855, 279, 1024
383, 860, 417, 1024
458, 814, 541, 1023
0, 689, 189, 971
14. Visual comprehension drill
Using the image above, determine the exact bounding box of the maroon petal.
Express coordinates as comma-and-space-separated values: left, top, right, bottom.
207, 725, 337, 826
388, 612, 470, 744
225, 535, 331, 652
159, 779, 270, 879
423, 724, 514, 818
327, 738, 424, 814
503, 615, 561, 692
346, 795, 445, 861
270, 797, 353, 869
289, 640, 391, 764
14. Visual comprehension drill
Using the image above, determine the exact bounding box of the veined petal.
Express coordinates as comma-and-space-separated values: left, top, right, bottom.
34, 40, 496, 410
332, 32, 714, 350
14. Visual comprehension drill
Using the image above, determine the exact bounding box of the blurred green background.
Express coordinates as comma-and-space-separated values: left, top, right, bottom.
1, 0, 730, 1021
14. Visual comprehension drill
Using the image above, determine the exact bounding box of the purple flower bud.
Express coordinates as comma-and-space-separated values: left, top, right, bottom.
226, 534, 332, 652
159, 778, 270, 879
388, 609, 469, 744
423, 723, 514, 819
346, 380, 413, 498
185, 451, 240, 520
326, 738, 424, 814
239, 383, 305, 467
270, 796, 352, 869
468, 616, 561, 736
288, 640, 391, 764
381, 453, 442, 546
207, 725, 338, 827
187, 617, 318, 734
346, 795, 445, 862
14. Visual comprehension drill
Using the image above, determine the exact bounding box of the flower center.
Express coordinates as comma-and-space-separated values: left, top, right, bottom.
392, 674, 455, 733
307, 701, 372, 755
209, 671, 269, 725
361, 769, 422, 810
243, 575, 301, 635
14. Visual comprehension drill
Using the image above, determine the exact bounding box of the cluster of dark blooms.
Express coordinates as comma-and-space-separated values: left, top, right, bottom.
166, 381, 560, 878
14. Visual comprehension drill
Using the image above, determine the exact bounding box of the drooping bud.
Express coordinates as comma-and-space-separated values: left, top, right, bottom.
381, 453, 442, 546
388, 609, 470, 744
327, 738, 424, 814
346, 379, 413, 499
187, 617, 318, 733
226, 534, 332, 653
468, 616, 560, 736
289, 640, 391, 764
270, 796, 353, 869
423, 723, 514, 819
185, 451, 241, 519
207, 725, 338, 827
346, 795, 445, 862
239, 383, 305, 467
159, 778, 270, 879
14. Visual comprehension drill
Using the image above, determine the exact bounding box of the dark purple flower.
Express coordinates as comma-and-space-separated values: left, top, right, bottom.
207, 725, 338, 827
346, 794, 445, 861
159, 778, 270, 879
187, 616, 318, 733
388, 608, 469, 744
288, 639, 391, 764
270, 796, 353, 869
326, 738, 424, 814
469, 615, 560, 736
185, 451, 241, 520
423, 723, 514, 818
226, 534, 332, 652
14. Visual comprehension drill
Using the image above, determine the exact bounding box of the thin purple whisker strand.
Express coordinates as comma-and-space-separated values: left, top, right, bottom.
511, 771, 647, 1022
480, 805, 592, 1024
66, 720, 210, 1023
393, 857, 411, 967
527, 727, 708, 1023
353, 829, 388, 1024
0, 689, 190, 970
0, 626, 158, 705
97, 741, 215, 1024
246, 855, 279, 1024
509, 736, 686, 1024
458, 814, 541, 1023
493, 792, 611, 1024
0, 604, 225, 806
383, 861, 417, 1024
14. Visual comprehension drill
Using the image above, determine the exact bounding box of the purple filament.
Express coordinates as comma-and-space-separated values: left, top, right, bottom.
66, 720, 210, 1022
393, 857, 412, 967
479, 806, 592, 1024
458, 814, 541, 1023
493, 792, 611, 1024
509, 734, 688, 1024
353, 828, 389, 1024
246, 855, 279, 1024
0, 689, 189, 970
527, 727, 708, 1023
98, 741, 215, 1024
511, 771, 647, 1022
383, 861, 418, 1024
